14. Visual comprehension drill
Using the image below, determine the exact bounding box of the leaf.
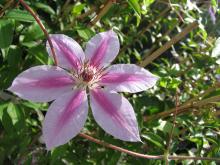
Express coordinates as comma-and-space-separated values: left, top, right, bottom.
77, 28, 95, 41
156, 120, 180, 136
0, 19, 14, 48
127, 0, 141, 17
28, 45, 49, 65
0, 101, 8, 120
212, 37, 220, 57
2, 110, 15, 135
142, 132, 165, 149
7, 103, 24, 126
7, 46, 22, 67
34, 2, 55, 15
72, 3, 86, 16
5, 9, 35, 22
24, 22, 44, 42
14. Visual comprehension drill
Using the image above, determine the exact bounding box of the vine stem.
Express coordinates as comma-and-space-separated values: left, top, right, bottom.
118, 7, 171, 56
78, 133, 220, 162
145, 84, 218, 121
165, 92, 179, 164
18, 0, 58, 66
89, 0, 116, 27
139, 21, 198, 67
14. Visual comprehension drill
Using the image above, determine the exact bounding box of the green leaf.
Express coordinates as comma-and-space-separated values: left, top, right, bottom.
5, 9, 35, 22
2, 110, 15, 135
212, 37, 220, 57
77, 28, 95, 41
0, 19, 14, 48
156, 120, 180, 136
24, 22, 44, 42
127, 0, 141, 17
142, 132, 165, 149
72, 3, 86, 16
0, 101, 8, 120
34, 2, 55, 15
7, 46, 22, 67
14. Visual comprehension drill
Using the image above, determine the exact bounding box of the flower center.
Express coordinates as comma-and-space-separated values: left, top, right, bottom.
73, 63, 105, 89
81, 69, 94, 82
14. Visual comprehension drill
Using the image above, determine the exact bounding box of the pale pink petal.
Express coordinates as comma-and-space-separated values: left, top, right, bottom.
85, 30, 120, 68
43, 89, 88, 150
99, 64, 159, 93
90, 89, 141, 142
8, 65, 74, 102
46, 34, 85, 70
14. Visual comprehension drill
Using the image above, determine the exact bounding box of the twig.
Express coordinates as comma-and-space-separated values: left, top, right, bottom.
145, 91, 220, 121
77, 6, 97, 20
119, 7, 171, 55
18, 0, 58, 65
89, 0, 116, 27
139, 21, 198, 67
141, 21, 178, 59
165, 92, 179, 164
0, 0, 15, 17
78, 133, 220, 162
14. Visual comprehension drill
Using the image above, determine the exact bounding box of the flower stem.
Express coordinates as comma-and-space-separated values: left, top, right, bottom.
78, 133, 220, 162
18, 0, 58, 66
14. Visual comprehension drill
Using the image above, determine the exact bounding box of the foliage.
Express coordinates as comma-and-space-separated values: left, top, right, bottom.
0, 0, 220, 164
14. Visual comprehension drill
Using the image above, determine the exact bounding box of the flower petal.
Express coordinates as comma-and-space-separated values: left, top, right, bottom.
85, 30, 120, 68
100, 64, 159, 93
90, 89, 141, 142
46, 34, 85, 70
8, 65, 74, 102
43, 89, 88, 150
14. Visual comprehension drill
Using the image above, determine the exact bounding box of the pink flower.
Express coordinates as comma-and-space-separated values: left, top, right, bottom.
8, 30, 158, 150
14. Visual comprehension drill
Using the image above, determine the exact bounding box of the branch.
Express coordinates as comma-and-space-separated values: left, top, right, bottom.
145, 90, 220, 121
141, 21, 178, 59
79, 133, 220, 162
119, 7, 171, 55
139, 21, 198, 67
18, 0, 58, 65
0, 0, 15, 17
165, 92, 179, 164
89, 0, 116, 27
77, 6, 97, 20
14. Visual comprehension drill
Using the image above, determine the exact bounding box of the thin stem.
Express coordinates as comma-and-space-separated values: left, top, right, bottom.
78, 133, 220, 162
139, 21, 198, 67
118, 7, 171, 56
145, 89, 220, 121
77, 6, 97, 20
141, 21, 178, 59
89, 0, 116, 27
18, 0, 58, 65
0, 0, 15, 17
165, 92, 179, 164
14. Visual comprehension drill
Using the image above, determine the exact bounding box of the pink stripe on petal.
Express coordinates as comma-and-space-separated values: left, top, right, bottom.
8, 65, 74, 102
90, 89, 140, 142
91, 89, 125, 127
53, 38, 80, 69
43, 90, 88, 150
99, 64, 159, 93
100, 73, 146, 84
30, 76, 74, 88
90, 37, 109, 67
46, 34, 85, 70
55, 90, 85, 133
85, 30, 120, 68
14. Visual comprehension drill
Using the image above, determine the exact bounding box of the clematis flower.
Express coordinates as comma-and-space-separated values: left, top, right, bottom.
8, 30, 158, 150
